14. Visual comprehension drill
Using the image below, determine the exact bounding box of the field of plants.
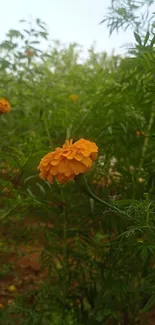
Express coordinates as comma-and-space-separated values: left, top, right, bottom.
1, 1, 155, 324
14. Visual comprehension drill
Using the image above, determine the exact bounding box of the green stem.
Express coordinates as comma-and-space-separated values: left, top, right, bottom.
60, 189, 68, 309
75, 174, 127, 217
63, 212, 68, 306
145, 196, 151, 227
66, 125, 71, 140
43, 112, 53, 147
139, 109, 155, 170
64, 211, 68, 271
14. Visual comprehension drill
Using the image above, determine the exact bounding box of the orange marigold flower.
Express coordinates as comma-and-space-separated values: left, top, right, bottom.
138, 177, 145, 183
136, 131, 141, 136
0, 98, 11, 114
37, 138, 98, 184
69, 94, 79, 102
0, 304, 4, 309
2, 187, 9, 194
136, 130, 146, 137
25, 49, 35, 57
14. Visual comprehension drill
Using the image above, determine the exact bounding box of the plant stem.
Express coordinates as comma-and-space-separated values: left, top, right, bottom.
63, 210, 68, 306
139, 108, 155, 170
75, 174, 127, 217
60, 189, 68, 310
43, 112, 53, 147
66, 125, 71, 140
146, 201, 151, 227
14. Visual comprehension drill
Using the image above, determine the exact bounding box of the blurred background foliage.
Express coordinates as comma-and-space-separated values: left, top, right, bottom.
1, 1, 155, 324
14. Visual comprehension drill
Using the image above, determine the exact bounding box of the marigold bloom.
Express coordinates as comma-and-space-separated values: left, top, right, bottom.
136, 130, 146, 137
69, 94, 79, 102
25, 49, 35, 57
37, 138, 98, 184
2, 187, 9, 194
8, 285, 16, 293
0, 304, 4, 309
0, 98, 11, 114
138, 177, 145, 183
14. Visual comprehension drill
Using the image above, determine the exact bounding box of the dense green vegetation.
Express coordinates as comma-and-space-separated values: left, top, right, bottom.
1, 1, 155, 324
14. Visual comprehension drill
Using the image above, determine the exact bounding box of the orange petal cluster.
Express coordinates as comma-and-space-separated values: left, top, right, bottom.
37, 138, 98, 184
136, 130, 146, 136
0, 98, 11, 114
69, 94, 79, 102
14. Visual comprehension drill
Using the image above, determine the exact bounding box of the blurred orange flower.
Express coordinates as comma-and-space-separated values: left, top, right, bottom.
69, 94, 79, 102
37, 138, 98, 184
0, 98, 11, 114
136, 130, 146, 136
138, 177, 145, 183
25, 49, 35, 57
2, 187, 9, 194
0, 304, 4, 309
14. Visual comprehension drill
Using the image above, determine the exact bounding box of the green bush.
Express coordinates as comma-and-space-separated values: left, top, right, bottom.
1, 6, 155, 324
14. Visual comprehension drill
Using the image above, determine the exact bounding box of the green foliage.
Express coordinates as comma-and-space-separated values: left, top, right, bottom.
100, 0, 154, 34
1, 13, 155, 325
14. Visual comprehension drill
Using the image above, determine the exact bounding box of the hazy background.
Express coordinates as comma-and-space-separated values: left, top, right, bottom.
0, 0, 138, 55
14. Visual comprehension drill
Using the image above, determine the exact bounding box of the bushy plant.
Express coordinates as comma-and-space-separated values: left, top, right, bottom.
1, 4, 155, 324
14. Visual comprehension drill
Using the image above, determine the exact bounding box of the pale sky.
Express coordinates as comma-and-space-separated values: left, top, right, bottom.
0, 0, 146, 56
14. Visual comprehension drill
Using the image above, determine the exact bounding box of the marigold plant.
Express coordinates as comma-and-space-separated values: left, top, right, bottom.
0, 98, 11, 114
37, 138, 98, 184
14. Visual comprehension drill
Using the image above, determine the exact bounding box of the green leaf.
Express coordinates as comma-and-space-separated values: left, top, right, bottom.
144, 31, 150, 46
30, 41, 40, 44
36, 182, 45, 193
119, 122, 127, 134
24, 175, 37, 183
150, 35, 155, 47
107, 126, 113, 134
141, 295, 155, 313
27, 187, 35, 198
134, 32, 142, 45
39, 31, 48, 39
89, 198, 94, 213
